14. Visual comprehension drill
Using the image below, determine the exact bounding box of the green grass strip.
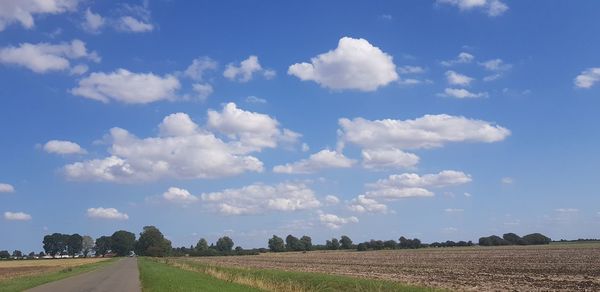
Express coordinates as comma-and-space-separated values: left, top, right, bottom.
0, 258, 117, 292
173, 258, 436, 292
138, 257, 263, 292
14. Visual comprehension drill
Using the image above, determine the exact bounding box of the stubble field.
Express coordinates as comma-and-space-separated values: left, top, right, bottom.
0, 258, 109, 281
190, 243, 600, 291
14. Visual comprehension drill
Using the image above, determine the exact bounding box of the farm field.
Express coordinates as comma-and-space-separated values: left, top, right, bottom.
0, 258, 112, 291
189, 243, 600, 291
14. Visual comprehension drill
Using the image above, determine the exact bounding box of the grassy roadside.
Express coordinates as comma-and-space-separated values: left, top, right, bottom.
160, 258, 435, 292
0, 258, 117, 292
138, 257, 262, 292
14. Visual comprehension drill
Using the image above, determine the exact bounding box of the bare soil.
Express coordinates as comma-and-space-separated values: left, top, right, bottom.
0, 258, 108, 281
189, 243, 600, 291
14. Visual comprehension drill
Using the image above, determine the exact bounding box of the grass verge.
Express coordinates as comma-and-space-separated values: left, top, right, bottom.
0, 258, 116, 292
138, 257, 262, 292
161, 258, 435, 292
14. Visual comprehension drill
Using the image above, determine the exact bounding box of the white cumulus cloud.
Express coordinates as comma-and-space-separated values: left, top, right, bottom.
0, 0, 80, 31
0, 39, 99, 74
201, 182, 321, 215
361, 148, 420, 170
574, 68, 600, 89
86, 207, 128, 220
43, 140, 86, 155
325, 195, 340, 205
273, 149, 355, 174
64, 104, 294, 182
71, 69, 181, 104
319, 213, 359, 229
82, 8, 104, 33
364, 170, 472, 200
223, 55, 273, 82
339, 114, 510, 150
348, 195, 388, 213
440, 88, 488, 99
162, 187, 198, 204
207, 102, 299, 152
441, 52, 475, 66
4, 211, 31, 221
117, 16, 153, 32
446, 70, 473, 86
288, 37, 398, 91
437, 0, 508, 16
0, 183, 15, 193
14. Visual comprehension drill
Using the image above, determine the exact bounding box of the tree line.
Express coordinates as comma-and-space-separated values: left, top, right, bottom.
1, 230, 555, 260
478, 233, 551, 246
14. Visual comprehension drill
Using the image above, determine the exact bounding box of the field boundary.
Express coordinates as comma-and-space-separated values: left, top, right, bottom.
155, 257, 434, 292
0, 258, 116, 292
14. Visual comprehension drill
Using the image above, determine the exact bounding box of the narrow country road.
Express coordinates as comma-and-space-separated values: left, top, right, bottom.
26, 257, 141, 292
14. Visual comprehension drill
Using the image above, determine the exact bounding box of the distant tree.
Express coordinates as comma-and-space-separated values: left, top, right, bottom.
399, 236, 409, 249
340, 235, 353, 249
28, 252, 35, 258
326, 238, 340, 250
81, 235, 94, 257
136, 226, 172, 257
111, 230, 136, 256
0, 250, 10, 259
503, 233, 525, 245
195, 238, 209, 251
522, 233, 551, 245
216, 236, 234, 252
43, 233, 67, 256
95, 236, 112, 256
478, 237, 492, 246
38, 251, 46, 257
285, 235, 305, 251
300, 235, 313, 251
357, 242, 368, 251
12, 250, 22, 258
268, 235, 285, 252
67, 234, 83, 256
235, 246, 243, 252
384, 240, 397, 249
369, 240, 384, 250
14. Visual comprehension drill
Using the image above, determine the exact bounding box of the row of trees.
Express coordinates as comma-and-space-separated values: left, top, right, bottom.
39, 226, 173, 258
478, 233, 551, 246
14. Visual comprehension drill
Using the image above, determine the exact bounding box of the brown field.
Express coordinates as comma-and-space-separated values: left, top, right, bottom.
0, 258, 109, 281
190, 243, 600, 291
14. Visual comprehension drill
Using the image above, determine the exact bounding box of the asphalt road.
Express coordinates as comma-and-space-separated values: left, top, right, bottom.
27, 257, 141, 292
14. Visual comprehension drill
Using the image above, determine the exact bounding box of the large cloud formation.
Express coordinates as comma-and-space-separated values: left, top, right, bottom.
71, 69, 180, 104
64, 103, 296, 182
338, 114, 509, 169
0, 0, 80, 31
288, 37, 398, 91
0, 39, 99, 74
201, 182, 321, 215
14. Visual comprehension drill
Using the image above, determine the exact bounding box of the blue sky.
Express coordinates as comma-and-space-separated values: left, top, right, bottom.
1, 0, 600, 252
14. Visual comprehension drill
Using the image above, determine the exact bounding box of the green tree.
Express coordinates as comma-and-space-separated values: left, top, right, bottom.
285, 235, 305, 251
12, 250, 22, 258
136, 226, 172, 257
268, 235, 285, 252
81, 235, 94, 257
43, 233, 67, 256
216, 236, 234, 252
522, 233, 551, 245
326, 238, 340, 250
195, 238, 209, 251
67, 234, 83, 256
503, 233, 525, 245
340, 235, 353, 249
383, 240, 397, 249
111, 230, 136, 256
357, 242, 368, 251
95, 236, 112, 256
300, 235, 312, 251
0, 250, 10, 259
